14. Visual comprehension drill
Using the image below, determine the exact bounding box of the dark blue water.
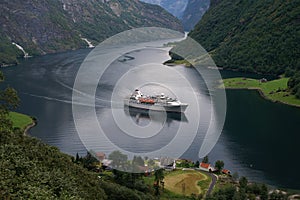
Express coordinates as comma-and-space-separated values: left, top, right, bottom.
2, 47, 300, 189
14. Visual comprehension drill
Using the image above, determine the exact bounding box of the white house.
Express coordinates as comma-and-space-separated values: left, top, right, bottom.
199, 162, 215, 172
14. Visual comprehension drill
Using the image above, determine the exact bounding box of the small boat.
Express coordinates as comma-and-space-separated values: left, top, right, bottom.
124, 89, 188, 113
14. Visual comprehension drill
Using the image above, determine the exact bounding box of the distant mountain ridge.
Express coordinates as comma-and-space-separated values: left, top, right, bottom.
140, 0, 209, 31
0, 0, 183, 66
140, 0, 188, 19
181, 0, 210, 31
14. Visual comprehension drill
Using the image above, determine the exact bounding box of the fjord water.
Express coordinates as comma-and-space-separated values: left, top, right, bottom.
2, 46, 300, 189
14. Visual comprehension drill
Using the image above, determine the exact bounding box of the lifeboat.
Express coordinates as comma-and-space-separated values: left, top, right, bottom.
139, 98, 155, 104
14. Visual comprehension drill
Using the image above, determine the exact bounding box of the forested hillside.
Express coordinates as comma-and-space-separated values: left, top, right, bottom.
189, 0, 300, 97
190, 1, 299, 75
0, 0, 183, 66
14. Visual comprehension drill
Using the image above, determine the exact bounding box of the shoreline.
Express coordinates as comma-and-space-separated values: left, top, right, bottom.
23, 118, 37, 135
222, 77, 300, 108
164, 59, 300, 108
0, 47, 93, 69
224, 86, 300, 108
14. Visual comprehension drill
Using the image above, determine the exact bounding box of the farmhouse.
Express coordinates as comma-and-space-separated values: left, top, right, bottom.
222, 169, 231, 175
199, 162, 215, 172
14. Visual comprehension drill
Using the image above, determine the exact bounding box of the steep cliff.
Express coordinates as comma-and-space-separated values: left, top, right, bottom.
0, 0, 183, 66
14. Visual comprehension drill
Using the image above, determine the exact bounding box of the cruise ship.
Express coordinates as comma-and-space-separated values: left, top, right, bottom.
124, 89, 188, 113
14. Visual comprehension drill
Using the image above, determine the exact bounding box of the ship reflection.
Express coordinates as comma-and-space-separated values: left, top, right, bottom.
124, 106, 188, 126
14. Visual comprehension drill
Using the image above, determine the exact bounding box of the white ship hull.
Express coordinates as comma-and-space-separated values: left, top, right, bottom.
124, 99, 188, 113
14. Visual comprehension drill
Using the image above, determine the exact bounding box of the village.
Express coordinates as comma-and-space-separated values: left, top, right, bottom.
87, 151, 232, 197
92, 151, 229, 175
77, 151, 298, 199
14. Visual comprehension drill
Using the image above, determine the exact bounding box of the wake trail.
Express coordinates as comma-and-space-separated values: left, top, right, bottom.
55, 78, 132, 106
22, 92, 108, 108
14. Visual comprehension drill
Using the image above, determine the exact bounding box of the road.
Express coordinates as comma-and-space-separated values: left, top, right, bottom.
206, 172, 217, 196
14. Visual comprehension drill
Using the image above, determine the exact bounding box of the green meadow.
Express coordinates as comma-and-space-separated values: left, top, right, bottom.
9, 112, 33, 131
222, 77, 300, 107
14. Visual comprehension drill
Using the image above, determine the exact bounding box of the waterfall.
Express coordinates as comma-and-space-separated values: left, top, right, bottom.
81, 38, 95, 48
12, 42, 30, 58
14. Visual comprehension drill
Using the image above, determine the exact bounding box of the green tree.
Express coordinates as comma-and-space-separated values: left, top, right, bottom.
202, 156, 209, 163
260, 184, 268, 200
75, 152, 80, 163
154, 168, 164, 195
239, 177, 248, 189
109, 151, 128, 170
81, 151, 98, 171
233, 188, 247, 200
131, 155, 145, 172
132, 156, 144, 167
214, 160, 224, 172
154, 168, 164, 184
194, 160, 200, 168
269, 191, 287, 200
211, 185, 236, 200
0, 71, 20, 133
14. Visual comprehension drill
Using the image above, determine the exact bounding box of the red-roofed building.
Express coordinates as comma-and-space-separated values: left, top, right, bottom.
199, 162, 215, 172
222, 169, 231, 175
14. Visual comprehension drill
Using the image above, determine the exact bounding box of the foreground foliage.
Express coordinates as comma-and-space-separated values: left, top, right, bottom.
0, 128, 158, 199
208, 176, 290, 200
0, 131, 105, 199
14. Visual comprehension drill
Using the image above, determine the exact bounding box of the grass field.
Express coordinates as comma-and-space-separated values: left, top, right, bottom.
222, 77, 300, 107
164, 59, 193, 67
9, 112, 33, 130
164, 170, 211, 196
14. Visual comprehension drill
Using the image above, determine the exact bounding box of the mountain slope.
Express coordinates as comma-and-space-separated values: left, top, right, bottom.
140, 0, 188, 19
0, 0, 183, 66
141, 0, 209, 31
181, 0, 210, 31
189, 0, 300, 75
